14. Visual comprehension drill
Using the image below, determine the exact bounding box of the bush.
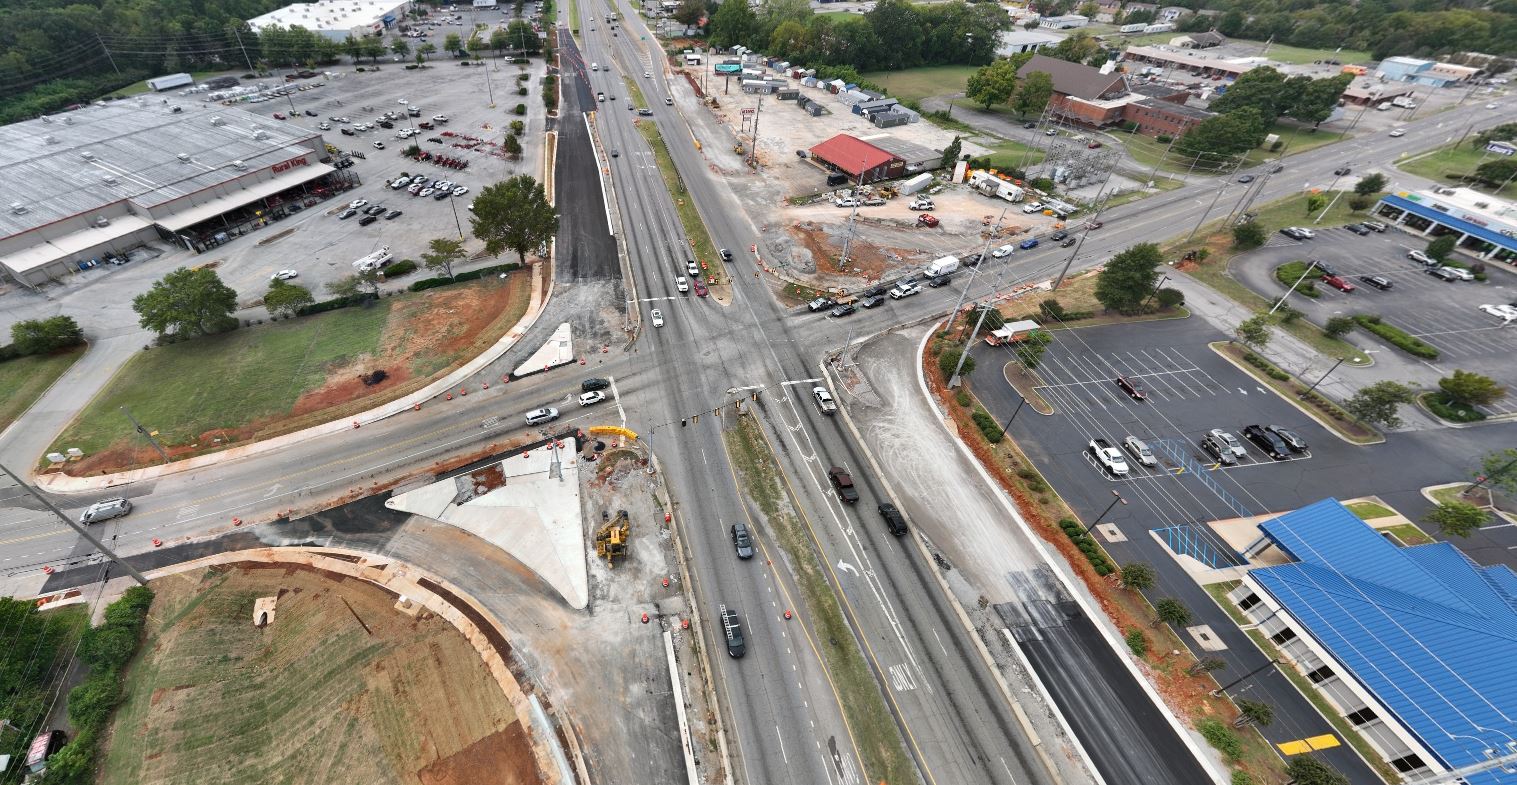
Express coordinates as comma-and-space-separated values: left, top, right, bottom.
955, 388, 973, 407
1155, 134, 1172, 143
1275, 261, 1323, 297
513, 103, 527, 115
1155, 287, 1184, 308
295, 292, 375, 316
407, 262, 521, 292
1125, 628, 1148, 657
1348, 196, 1372, 211
10, 315, 85, 355
1198, 719, 1244, 761
517, 86, 528, 96
1424, 392, 1487, 422
1040, 298, 1067, 320
1016, 467, 1049, 493
1242, 351, 1292, 382
971, 408, 1004, 442
937, 348, 975, 381
1351, 315, 1439, 359
1324, 315, 1354, 338
383, 259, 418, 277
1231, 221, 1265, 249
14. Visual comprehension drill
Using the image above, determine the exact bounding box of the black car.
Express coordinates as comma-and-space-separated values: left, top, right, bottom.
859, 294, 885, 308
1060, 236, 1077, 247
1358, 274, 1393, 290
1242, 424, 1290, 460
730, 522, 755, 559
379, 120, 394, 128
720, 606, 745, 658
1050, 230, 1069, 241
926, 275, 951, 288
304, 109, 318, 117
720, 248, 733, 261
879, 503, 908, 536
829, 303, 856, 317
1269, 163, 1285, 174
364, 205, 387, 215
358, 215, 379, 226
1345, 223, 1372, 236
1200, 435, 1239, 465
385, 209, 403, 220
340, 127, 356, 135
963, 252, 983, 267
433, 190, 451, 199
1309, 259, 1338, 276
1264, 425, 1308, 453
338, 208, 358, 219
1238, 174, 1255, 184
1334, 166, 1352, 176
581, 378, 610, 392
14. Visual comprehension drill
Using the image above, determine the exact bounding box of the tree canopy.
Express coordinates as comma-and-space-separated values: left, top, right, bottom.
10, 315, 84, 355
132, 267, 238, 338
1439, 370, 1507, 407
263, 280, 314, 317
1344, 381, 1415, 429
1094, 243, 1164, 313
1013, 70, 1054, 118
966, 60, 1018, 110
471, 175, 560, 265
1176, 107, 1269, 163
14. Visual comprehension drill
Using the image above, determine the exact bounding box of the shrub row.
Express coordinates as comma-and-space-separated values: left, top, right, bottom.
1297, 388, 1350, 422
971, 407, 1004, 443
1016, 467, 1049, 494
296, 292, 377, 317
1058, 517, 1115, 576
1198, 718, 1244, 761
1424, 391, 1486, 423
1125, 628, 1148, 657
1274, 261, 1322, 298
385, 259, 418, 277
1352, 315, 1440, 359
1241, 351, 1291, 382
407, 261, 521, 292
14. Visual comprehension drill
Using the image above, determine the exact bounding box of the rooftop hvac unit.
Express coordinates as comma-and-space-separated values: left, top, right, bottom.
102, 175, 119, 184
94, 216, 110, 227
233, 160, 248, 170
10, 202, 27, 215
210, 116, 226, 125
177, 153, 191, 162
80, 151, 96, 160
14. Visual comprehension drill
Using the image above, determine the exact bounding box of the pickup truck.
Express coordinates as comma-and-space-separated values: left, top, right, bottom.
1088, 438, 1130, 476
828, 466, 859, 503
812, 386, 837, 414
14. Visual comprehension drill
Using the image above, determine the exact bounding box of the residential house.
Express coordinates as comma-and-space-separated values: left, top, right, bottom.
997, 30, 1064, 56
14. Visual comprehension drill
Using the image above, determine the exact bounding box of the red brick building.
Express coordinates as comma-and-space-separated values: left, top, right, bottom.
1017, 53, 1214, 136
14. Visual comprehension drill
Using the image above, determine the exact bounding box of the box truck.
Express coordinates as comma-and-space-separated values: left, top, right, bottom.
926, 256, 960, 277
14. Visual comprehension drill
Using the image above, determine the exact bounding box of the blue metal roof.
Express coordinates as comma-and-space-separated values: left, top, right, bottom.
1379, 194, 1517, 252
1254, 499, 1517, 782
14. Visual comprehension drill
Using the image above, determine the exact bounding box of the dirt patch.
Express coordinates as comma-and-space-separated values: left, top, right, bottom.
789, 221, 898, 281
102, 564, 541, 785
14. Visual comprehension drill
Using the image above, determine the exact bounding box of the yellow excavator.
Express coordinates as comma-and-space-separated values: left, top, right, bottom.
596, 510, 630, 566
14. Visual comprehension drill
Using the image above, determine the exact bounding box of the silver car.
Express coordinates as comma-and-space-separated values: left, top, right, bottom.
524, 407, 559, 425
1122, 436, 1158, 467
1207, 428, 1247, 459
80, 498, 132, 525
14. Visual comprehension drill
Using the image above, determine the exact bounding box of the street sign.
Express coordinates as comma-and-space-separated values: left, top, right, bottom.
1486, 141, 1516, 156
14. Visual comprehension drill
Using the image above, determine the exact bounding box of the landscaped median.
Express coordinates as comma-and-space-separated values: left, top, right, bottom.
633, 119, 730, 293
46, 270, 534, 475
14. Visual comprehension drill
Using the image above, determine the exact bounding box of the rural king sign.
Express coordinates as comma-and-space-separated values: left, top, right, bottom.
272, 156, 309, 173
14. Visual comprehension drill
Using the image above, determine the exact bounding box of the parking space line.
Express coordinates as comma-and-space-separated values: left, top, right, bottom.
1132, 349, 1196, 399
1110, 352, 1174, 404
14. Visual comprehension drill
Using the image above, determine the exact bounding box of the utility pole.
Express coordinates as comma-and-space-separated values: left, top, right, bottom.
96, 34, 121, 76
1185, 156, 1248, 242
0, 463, 148, 586
1269, 260, 1319, 315
232, 28, 257, 72
120, 406, 170, 464
749, 93, 763, 170
837, 160, 866, 271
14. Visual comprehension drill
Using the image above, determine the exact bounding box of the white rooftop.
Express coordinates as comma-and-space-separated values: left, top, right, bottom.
0, 98, 322, 240
249, 0, 404, 32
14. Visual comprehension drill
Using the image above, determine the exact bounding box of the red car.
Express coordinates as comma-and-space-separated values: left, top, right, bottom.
692, 277, 708, 297
917, 213, 940, 228
1115, 375, 1147, 401
1087, 141, 1103, 149
272, 112, 287, 120
1084, 219, 1104, 230
1321, 274, 1357, 293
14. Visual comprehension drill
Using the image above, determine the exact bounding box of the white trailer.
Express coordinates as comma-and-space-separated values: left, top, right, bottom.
146, 73, 193, 91
969, 171, 1025, 202
901, 172, 934, 195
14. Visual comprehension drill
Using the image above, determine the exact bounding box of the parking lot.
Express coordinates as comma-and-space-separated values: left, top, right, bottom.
1235, 223, 1517, 415
972, 317, 1336, 534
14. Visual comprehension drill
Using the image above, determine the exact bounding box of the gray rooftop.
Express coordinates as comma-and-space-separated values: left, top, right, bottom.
0, 98, 321, 239
1135, 97, 1215, 120
861, 134, 941, 166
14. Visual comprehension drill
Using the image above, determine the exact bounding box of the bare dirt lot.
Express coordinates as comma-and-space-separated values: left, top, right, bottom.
102, 563, 541, 785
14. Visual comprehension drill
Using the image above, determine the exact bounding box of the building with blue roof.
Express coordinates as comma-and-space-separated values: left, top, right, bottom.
1374, 188, 1517, 264
1227, 499, 1517, 783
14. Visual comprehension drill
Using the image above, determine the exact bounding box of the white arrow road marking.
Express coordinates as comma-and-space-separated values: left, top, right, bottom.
836, 559, 858, 577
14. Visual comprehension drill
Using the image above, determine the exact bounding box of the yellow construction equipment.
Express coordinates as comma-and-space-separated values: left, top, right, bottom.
595, 510, 630, 567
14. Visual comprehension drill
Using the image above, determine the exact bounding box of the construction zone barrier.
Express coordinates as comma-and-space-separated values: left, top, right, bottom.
664, 512, 672, 523
641, 612, 650, 624
352, 421, 360, 429
579, 358, 586, 365
41, 566, 53, 575
681, 618, 690, 629
232, 517, 243, 526
784, 609, 793, 620
414, 402, 422, 411
662, 577, 670, 588
459, 388, 468, 396
152, 538, 163, 547
447, 393, 454, 401
482, 382, 489, 390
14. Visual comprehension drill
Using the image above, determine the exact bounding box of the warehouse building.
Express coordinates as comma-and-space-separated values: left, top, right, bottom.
1227, 498, 1517, 784
807, 134, 904, 184
248, 0, 410, 41
1122, 45, 1263, 80
0, 98, 352, 287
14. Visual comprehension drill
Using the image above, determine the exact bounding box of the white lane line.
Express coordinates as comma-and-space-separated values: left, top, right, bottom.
775, 725, 788, 763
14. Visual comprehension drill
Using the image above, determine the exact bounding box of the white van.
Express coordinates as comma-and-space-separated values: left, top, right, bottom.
591, 62, 599, 71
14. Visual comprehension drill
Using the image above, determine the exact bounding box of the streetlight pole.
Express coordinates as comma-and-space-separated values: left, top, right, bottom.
1211, 658, 1279, 697
1082, 489, 1126, 535
1001, 395, 1027, 434
1304, 357, 1344, 394
0, 463, 148, 586
1269, 260, 1319, 315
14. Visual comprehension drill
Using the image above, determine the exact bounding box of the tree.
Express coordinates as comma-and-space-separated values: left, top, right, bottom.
490, 29, 510, 56
79, 625, 137, 671
674, 0, 707, 26
471, 175, 560, 265
1478, 448, 1517, 496
1047, 31, 1102, 65
503, 133, 523, 159
1176, 108, 1267, 163
865, 0, 925, 70
1094, 243, 1163, 314
1285, 755, 1349, 785
1439, 369, 1506, 407
1354, 172, 1388, 196
940, 136, 962, 168
1013, 70, 1054, 118
67, 674, 121, 729
344, 35, 363, 63
444, 32, 464, 54
1324, 315, 1355, 338
1187, 656, 1225, 676
1232, 222, 1265, 249
1306, 193, 1327, 214
709, 0, 757, 48
1343, 381, 1415, 429
1286, 72, 1352, 125
1425, 500, 1489, 538
421, 237, 468, 279
1209, 67, 1290, 119
1155, 288, 1184, 309
1234, 316, 1270, 349
510, 120, 525, 135
1234, 699, 1275, 729
1153, 597, 1192, 629
1119, 562, 1155, 591
326, 269, 380, 298
937, 347, 974, 380
132, 267, 238, 338
10, 315, 83, 355
1426, 235, 1456, 261
1013, 330, 1052, 369
391, 38, 410, 58
965, 60, 1017, 110
263, 280, 314, 317
418, 42, 437, 60
1473, 157, 1517, 188
361, 39, 386, 62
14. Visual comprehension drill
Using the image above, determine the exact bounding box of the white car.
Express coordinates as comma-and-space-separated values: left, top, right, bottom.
452, 186, 469, 196
419, 188, 435, 197
432, 114, 449, 123
397, 98, 408, 104
650, 308, 664, 327
1388, 128, 1405, 137
835, 198, 859, 208
644, 70, 652, 78
578, 390, 606, 406
992, 244, 1016, 258
372, 141, 385, 149
408, 184, 424, 194
349, 199, 368, 208
318, 122, 331, 130
675, 276, 689, 292
1021, 201, 1044, 214
271, 269, 299, 281
390, 177, 410, 189
888, 283, 920, 299
1479, 304, 1517, 320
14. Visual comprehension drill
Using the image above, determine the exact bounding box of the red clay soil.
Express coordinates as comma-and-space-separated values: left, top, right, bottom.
789, 221, 897, 281
416, 721, 542, 785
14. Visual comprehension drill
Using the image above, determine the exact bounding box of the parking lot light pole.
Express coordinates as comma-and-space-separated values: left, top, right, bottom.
1269, 260, 1319, 315
1082, 490, 1126, 535
1001, 395, 1027, 434
1211, 658, 1279, 697
1304, 357, 1345, 394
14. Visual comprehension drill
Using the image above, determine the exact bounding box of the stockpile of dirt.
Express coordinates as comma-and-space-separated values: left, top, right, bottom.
101, 564, 542, 785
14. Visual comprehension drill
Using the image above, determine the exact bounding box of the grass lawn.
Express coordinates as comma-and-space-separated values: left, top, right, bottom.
1345, 501, 1397, 520
1246, 122, 1349, 167
51, 275, 530, 472
979, 138, 1046, 170
1381, 523, 1434, 546
622, 74, 647, 109
723, 414, 916, 785
1116, 121, 1349, 175
568, 0, 580, 29
107, 70, 226, 98
861, 65, 979, 104
636, 120, 727, 281
1399, 142, 1517, 200
0, 348, 85, 432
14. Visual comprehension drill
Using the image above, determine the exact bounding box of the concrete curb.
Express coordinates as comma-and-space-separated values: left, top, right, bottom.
910, 321, 1230, 785
39, 259, 556, 493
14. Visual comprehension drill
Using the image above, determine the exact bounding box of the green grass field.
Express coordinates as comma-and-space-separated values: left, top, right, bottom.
861, 65, 979, 104
0, 348, 85, 432
54, 305, 392, 457
1116, 121, 1349, 175
978, 138, 1045, 170
1399, 142, 1517, 199
1346, 501, 1397, 520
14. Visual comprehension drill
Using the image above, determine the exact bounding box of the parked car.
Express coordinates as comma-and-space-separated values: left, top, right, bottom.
828, 467, 859, 504
1345, 223, 1372, 235
272, 112, 287, 120
878, 503, 908, 536
79, 498, 132, 524
372, 141, 385, 149
271, 269, 299, 281
1280, 226, 1314, 240
1479, 303, 1517, 320
1242, 424, 1291, 460
926, 275, 951, 288
1200, 434, 1239, 465
1358, 274, 1393, 290
859, 294, 885, 308
385, 209, 403, 220
1321, 274, 1357, 292
829, 303, 856, 318
338, 208, 358, 219
1263, 425, 1308, 453
1021, 201, 1044, 214
578, 391, 605, 406
1427, 267, 1461, 281
1362, 220, 1388, 232
916, 214, 939, 227
1115, 375, 1147, 401
1439, 266, 1474, 281
1084, 219, 1104, 230
1122, 436, 1158, 467
358, 215, 378, 226
992, 244, 1015, 258
889, 283, 920, 299
1207, 428, 1247, 459
364, 205, 387, 215
807, 296, 835, 312
1050, 230, 1068, 241
1407, 249, 1435, 266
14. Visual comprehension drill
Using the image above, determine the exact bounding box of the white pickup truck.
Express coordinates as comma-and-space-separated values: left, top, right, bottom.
1088, 438, 1130, 476
812, 386, 837, 414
